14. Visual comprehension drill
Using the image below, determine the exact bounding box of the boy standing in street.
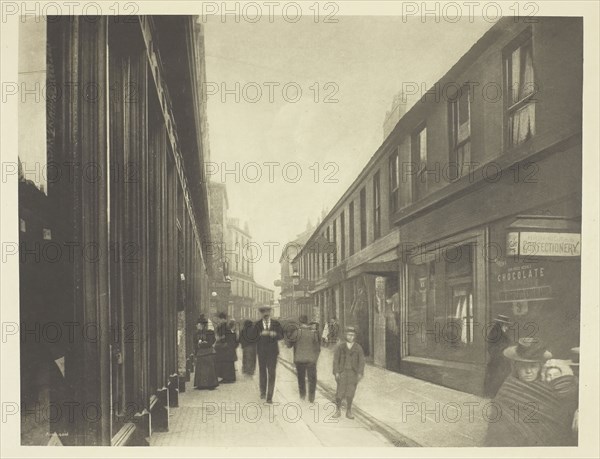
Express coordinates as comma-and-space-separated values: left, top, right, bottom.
332, 326, 365, 419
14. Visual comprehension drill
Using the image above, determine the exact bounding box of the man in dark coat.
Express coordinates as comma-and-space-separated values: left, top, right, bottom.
332, 326, 365, 419
484, 314, 513, 397
254, 305, 284, 403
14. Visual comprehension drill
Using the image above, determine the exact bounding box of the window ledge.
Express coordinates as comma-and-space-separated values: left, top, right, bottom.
392, 129, 581, 226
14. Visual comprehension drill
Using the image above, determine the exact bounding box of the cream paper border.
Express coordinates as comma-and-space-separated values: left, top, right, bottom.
1, 1, 598, 458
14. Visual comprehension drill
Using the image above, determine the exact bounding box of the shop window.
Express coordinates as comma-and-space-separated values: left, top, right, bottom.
407, 243, 478, 363
19, 18, 52, 194
18, 17, 64, 446
504, 29, 536, 147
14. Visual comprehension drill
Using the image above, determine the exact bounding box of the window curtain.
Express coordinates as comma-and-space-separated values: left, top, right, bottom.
511, 44, 535, 104
511, 103, 536, 145
510, 43, 536, 145
454, 292, 474, 344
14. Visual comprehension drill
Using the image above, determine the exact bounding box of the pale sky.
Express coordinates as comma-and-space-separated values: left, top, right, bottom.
203, 16, 495, 292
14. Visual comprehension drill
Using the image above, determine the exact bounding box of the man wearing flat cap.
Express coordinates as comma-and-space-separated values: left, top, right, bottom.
254, 305, 284, 403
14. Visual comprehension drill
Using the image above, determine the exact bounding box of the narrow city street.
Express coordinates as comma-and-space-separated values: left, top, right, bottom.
7, 8, 590, 453
150, 349, 392, 447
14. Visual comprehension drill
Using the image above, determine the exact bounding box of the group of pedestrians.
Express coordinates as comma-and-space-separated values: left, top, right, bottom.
285, 315, 365, 419
192, 306, 366, 420
192, 313, 240, 390
192, 306, 286, 404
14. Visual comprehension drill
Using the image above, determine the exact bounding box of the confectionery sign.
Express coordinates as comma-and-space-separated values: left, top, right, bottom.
507, 231, 581, 257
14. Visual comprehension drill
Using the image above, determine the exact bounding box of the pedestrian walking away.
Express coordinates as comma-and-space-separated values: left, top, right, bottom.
328, 317, 340, 346
240, 319, 258, 376
193, 315, 219, 390
286, 315, 321, 402
255, 305, 284, 403
332, 326, 365, 420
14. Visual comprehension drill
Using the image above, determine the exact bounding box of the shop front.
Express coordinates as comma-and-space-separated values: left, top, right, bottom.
398, 203, 581, 396
489, 214, 581, 360
400, 229, 488, 395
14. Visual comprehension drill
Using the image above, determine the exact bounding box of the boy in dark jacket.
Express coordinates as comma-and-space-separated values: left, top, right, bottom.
332, 326, 365, 419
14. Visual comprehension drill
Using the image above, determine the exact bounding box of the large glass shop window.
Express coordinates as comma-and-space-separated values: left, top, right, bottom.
407, 244, 479, 363
19, 17, 52, 192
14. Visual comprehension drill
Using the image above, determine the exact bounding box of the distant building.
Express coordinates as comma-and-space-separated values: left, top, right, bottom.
277, 221, 316, 320
208, 182, 232, 318
218, 217, 275, 321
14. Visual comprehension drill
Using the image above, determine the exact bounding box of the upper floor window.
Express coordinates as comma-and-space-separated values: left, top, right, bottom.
340, 211, 345, 261
450, 86, 471, 178
412, 126, 427, 201
348, 201, 355, 256
321, 231, 326, 275
373, 170, 381, 240
389, 151, 400, 212
326, 226, 331, 271
359, 187, 367, 249
505, 29, 535, 147
332, 220, 338, 266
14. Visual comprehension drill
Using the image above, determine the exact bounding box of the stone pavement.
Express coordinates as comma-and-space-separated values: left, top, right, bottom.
149, 349, 392, 447
279, 345, 490, 447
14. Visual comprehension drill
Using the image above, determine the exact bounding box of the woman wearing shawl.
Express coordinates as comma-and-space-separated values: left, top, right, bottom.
484, 338, 578, 447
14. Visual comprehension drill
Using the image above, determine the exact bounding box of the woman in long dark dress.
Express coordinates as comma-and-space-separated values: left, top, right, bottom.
240, 320, 258, 376
484, 314, 512, 398
194, 318, 218, 390
215, 319, 239, 383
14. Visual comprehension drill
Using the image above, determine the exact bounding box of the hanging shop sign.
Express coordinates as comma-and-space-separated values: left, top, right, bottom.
507, 231, 581, 257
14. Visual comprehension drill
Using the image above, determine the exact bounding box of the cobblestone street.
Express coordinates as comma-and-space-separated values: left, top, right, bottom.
150, 350, 392, 447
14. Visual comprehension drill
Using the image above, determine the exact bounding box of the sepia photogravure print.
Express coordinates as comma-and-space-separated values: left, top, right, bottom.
0, 1, 598, 457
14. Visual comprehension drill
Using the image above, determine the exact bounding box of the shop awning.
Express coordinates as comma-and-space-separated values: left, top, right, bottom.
355, 261, 398, 276
507, 215, 580, 231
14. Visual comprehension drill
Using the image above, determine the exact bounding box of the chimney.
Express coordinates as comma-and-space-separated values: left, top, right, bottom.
383, 91, 407, 140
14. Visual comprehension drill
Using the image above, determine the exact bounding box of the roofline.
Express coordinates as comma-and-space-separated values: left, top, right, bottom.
295, 17, 513, 261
